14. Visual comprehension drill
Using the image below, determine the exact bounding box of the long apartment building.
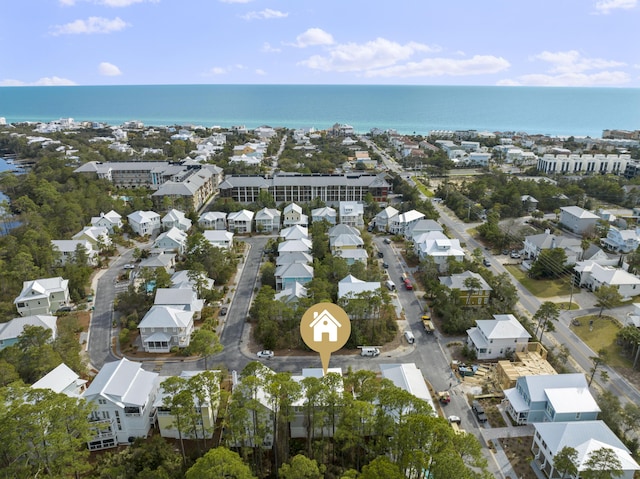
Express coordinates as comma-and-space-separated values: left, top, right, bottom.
536, 153, 631, 175
218, 172, 390, 204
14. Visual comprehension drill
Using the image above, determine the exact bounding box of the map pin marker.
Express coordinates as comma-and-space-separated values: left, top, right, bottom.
300, 303, 351, 375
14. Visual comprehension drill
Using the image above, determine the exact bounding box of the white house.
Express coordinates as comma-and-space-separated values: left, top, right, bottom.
466, 314, 531, 360
275, 282, 308, 304
311, 206, 337, 225
127, 210, 161, 237
0, 315, 57, 351
203, 230, 234, 250
374, 206, 399, 232
531, 421, 640, 479
503, 373, 598, 425
601, 226, 640, 253
328, 224, 360, 239
280, 225, 309, 241
254, 207, 281, 232
283, 203, 308, 227
407, 219, 443, 242
339, 201, 365, 228
574, 261, 640, 299
170, 270, 214, 293
290, 368, 343, 439
51, 239, 98, 266
32, 363, 87, 397
559, 206, 600, 235
139, 252, 176, 273
73, 226, 112, 248
161, 209, 192, 232
198, 211, 227, 230
389, 210, 426, 237
379, 363, 437, 416
227, 209, 255, 233
278, 238, 312, 254
276, 251, 313, 267
523, 232, 582, 264
138, 305, 195, 352
153, 227, 188, 255
337, 275, 381, 301
83, 358, 159, 450
154, 287, 204, 319
14, 277, 70, 316
91, 210, 123, 233
413, 231, 465, 270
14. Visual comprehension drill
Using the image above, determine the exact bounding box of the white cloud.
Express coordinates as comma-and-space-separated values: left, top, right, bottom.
51, 17, 129, 35
497, 71, 631, 87
291, 28, 334, 48
99, 62, 122, 76
255, 69, 266, 76
532, 50, 626, 74
219, 0, 254, 3
1, 76, 77, 86
594, 0, 637, 14
262, 42, 281, 53
365, 55, 510, 78
241, 9, 288, 20
299, 37, 438, 73
208, 67, 229, 75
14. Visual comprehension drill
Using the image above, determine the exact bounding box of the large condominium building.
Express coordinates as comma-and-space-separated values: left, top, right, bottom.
218, 172, 390, 204
536, 153, 631, 175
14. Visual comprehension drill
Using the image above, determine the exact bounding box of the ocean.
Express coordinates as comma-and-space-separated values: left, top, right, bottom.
0, 84, 639, 138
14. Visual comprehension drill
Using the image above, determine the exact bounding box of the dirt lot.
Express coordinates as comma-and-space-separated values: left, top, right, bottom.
499, 437, 537, 479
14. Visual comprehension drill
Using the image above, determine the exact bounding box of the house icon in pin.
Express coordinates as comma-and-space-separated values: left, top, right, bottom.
309, 309, 341, 342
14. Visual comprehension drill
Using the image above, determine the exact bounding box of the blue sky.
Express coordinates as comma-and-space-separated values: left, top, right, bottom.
2, 0, 639, 87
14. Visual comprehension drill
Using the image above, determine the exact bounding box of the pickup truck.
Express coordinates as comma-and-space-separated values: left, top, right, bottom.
422, 315, 434, 334
472, 400, 488, 423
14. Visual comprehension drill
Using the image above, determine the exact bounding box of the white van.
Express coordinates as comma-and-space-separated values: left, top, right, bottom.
385, 280, 396, 291
360, 347, 381, 357
404, 331, 415, 344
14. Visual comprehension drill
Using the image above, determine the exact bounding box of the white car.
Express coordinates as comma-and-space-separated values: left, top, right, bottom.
257, 350, 274, 359
123, 264, 136, 269
448, 415, 461, 425
510, 252, 521, 259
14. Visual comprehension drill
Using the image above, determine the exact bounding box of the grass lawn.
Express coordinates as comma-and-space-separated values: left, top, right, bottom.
413, 178, 433, 197
570, 315, 631, 369
505, 265, 572, 298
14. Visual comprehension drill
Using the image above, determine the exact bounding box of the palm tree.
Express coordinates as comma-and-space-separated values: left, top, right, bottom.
463, 276, 482, 306
533, 301, 560, 344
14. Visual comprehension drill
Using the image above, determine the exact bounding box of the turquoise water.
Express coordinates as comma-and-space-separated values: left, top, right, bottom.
0, 84, 638, 137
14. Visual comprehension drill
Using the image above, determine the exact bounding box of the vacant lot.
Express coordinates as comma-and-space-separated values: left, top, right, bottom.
505, 265, 572, 297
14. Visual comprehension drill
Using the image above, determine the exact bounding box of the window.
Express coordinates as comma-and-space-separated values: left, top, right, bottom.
98, 398, 107, 405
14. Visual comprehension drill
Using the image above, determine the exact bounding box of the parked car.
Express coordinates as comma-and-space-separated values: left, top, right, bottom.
123, 263, 136, 269
377, 251, 384, 258
257, 350, 274, 359
382, 262, 389, 269
219, 307, 228, 316
472, 400, 488, 423
483, 258, 491, 266
448, 415, 461, 425
502, 249, 509, 255
510, 252, 521, 259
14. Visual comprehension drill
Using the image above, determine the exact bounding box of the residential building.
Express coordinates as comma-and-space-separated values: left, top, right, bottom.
330, 233, 365, 256
138, 305, 195, 352
574, 261, 640, 299
466, 314, 531, 360
14, 277, 70, 316
278, 238, 312, 254
280, 225, 308, 241
283, 203, 308, 227
255, 207, 281, 232
601, 226, 640, 253
51, 239, 98, 266
170, 270, 214, 293
389, 210, 426, 237
531, 421, 640, 479
153, 227, 188, 255
337, 275, 381, 301
275, 262, 313, 290
276, 251, 313, 267
83, 358, 159, 450
227, 209, 255, 233
161, 209, 192, 232
374, 206, 399, 232
198, 211, 227, 230
311, 206, 337, 225
521, 195, 539, 212
328, 224, 360, 239
127, 210, 161, 237
203, 230, 234, 250
339, 201, 364, 228
155, 370, 221, 440
73, 226, 112, 248
32, 363, 87, 397
290, 368, 343, 439
154, 288, 204, 319
218, 172, 390, 205
90, 210, 123, 233
0, 315, 57, 351
139, 252, 176, 273
407, 219, 443, 242
413, 231, 465, 270
523, 232, 582, 264
439, 271, 492, 306
275, 282, 308, 304
559, 206, 600, 235
151, 167, 215, 211
503, 373, 598, 425
379, 363, 437, 417
536, 153, 630, 175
